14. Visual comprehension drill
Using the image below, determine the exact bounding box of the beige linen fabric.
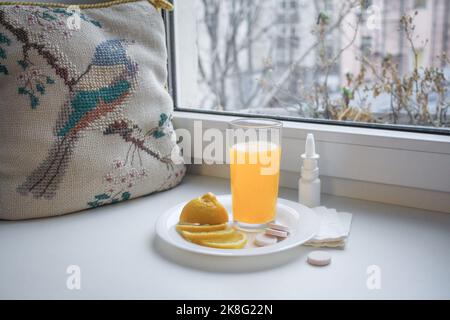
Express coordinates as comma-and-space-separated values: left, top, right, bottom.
0, 0, 185, 220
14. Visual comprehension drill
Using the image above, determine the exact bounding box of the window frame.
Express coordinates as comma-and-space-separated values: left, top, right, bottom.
163, 1, 450, 213
163, 2, 450, 136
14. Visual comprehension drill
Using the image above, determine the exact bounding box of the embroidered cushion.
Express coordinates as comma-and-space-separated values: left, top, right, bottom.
0, 0, 185, 220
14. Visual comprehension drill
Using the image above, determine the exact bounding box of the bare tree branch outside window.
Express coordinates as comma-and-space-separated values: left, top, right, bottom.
187, 0, 450, 129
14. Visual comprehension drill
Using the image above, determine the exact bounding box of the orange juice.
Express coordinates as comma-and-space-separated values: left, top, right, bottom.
230, 141, 281, 224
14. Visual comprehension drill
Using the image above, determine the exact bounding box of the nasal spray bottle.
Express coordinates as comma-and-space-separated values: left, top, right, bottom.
299, 134, 321, 208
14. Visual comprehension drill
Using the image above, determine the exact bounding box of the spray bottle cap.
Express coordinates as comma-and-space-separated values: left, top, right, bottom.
301, 134, 319, 160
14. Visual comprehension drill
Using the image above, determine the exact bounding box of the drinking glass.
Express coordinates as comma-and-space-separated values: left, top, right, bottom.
229, 118, 282, 230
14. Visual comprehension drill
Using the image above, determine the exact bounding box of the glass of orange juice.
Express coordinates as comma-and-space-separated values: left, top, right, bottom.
229, 119, 282, 230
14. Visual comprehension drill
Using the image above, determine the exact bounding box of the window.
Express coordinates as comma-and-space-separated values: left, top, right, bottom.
168, 1, 450, 212
290, 0, 298, 9
361, 36, 372, 56
414, 0, 427, 9
171, 0, 450, 133
277, 36, 286, 49
290, 12, 300, 23
362, 0, 373, 10
291, 36, 300, 49
291, 27, 296, 36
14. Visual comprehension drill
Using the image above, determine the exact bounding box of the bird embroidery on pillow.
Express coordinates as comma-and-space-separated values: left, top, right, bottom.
17, 39, 139, 199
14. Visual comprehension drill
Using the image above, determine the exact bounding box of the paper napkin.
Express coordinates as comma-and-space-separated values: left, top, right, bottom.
304, 207, 353, 249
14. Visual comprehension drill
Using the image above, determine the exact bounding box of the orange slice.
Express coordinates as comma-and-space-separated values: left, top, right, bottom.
176, 223, 228, 233
199, 231, 247, 249
180, 228, 235, 242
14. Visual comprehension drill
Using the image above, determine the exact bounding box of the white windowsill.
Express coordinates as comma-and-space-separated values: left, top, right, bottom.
173, 111, 450, 213
1, 174, 449, 299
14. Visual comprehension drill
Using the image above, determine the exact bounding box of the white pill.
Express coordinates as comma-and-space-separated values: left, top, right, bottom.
307, 251, 332, 266
265, 228, 288, 238
255, 233, 278, 247
268, 222, 290, 233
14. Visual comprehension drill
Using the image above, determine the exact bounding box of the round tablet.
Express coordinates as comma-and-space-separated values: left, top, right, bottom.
255, 233, 278, 247
307, 251, 332, 266
265, 228, 288, 238
268, 222, 290, 233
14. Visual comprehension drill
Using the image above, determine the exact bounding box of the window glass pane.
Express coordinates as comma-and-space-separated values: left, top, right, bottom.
174, 0, 450, 130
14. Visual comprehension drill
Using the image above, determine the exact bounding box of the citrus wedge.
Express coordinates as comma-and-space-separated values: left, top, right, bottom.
199, 231, 247, 249
181, 228, 235, 242
179, 193, 229, 225
176, 223, 228, 233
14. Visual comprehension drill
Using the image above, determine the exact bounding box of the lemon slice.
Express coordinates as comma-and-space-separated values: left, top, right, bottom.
176, 223, 228, 233
181, 228, 235, 242
199, 231, 247, 249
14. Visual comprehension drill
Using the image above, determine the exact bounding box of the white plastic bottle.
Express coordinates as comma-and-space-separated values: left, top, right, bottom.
299, 134, 321, 208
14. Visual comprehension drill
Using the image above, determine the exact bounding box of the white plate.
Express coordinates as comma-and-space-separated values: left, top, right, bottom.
155, 195, 319, 257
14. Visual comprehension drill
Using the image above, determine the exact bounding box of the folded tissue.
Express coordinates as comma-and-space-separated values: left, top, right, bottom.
304, 206, 353, 249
